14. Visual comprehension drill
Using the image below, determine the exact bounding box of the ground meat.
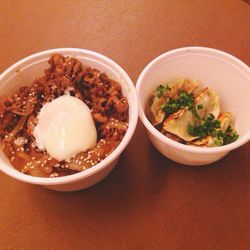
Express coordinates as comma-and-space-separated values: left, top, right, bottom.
0, 54, 129, 177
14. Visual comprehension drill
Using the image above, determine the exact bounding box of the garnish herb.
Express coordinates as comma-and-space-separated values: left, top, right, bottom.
161, 89, 201, 119
188, 114, 239, 145
197, 104, 203, 110
215, 126, 239, 145
156, 84, 171, 98
188, 114, 220, 139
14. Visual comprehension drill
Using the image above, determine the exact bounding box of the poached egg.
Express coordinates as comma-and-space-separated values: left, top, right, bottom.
34, 95, 97, 161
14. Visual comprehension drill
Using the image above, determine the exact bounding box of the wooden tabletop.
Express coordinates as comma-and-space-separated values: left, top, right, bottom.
0, 1, 250, 249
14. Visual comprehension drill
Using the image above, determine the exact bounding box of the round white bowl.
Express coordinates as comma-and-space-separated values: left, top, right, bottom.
0, 48, 138, 191
136, 47, 250, 166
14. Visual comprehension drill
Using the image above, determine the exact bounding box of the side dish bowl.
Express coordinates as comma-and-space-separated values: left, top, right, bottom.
0, 48, 138, 191
136, 47, 250, 165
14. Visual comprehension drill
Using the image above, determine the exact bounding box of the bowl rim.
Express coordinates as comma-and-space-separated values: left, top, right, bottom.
0, 48, 138, 185
136, 46, 250, 154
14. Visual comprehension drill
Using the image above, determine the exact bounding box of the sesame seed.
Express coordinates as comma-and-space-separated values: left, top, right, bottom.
50, 173, 59, 178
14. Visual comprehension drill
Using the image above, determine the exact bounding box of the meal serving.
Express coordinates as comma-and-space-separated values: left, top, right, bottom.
147, 78, 238, 147
0, 54, 129, 177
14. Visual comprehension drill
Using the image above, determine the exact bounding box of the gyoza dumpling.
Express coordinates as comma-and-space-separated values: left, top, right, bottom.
218, 112, 236, 133
163, 108, 198, 141
166, 78, 200, 98
188, 136, 215, 147
147, 78, 200, 126
147, 95, 166, 126
195, 88, 220, 119
181, 78, 200, 94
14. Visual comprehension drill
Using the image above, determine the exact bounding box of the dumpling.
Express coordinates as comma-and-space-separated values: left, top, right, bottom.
218, 112, 235, 133
195, 88, 220, 119
147, 78, 200, 126
147, 95, 165, 126
181, 78, 200, 94
188, 136, 215, 147
163, 108, 198, 141
160, 130, 184, 143
166, 78, 199, 98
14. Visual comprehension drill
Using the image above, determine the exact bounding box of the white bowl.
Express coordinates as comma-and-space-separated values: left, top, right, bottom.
136, 47, 250, 166
0, 48, 138, 191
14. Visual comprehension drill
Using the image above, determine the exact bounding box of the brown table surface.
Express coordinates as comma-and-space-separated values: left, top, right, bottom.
0, 1, 250, 249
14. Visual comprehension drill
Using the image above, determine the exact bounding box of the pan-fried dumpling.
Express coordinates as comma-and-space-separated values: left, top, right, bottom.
147, 78, 200, 126
147, 95, 165, 126
166, 78, 200, 98
148, 78, 238, 147
160, 130, 184, 143
163, 108, 198, 141
188, 136, 215, 147
218, 112, 235, 133
181, 78, 200, 94
195, 88, 220, 119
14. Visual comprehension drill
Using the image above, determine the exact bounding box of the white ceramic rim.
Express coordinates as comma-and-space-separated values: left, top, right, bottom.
0, 48, 138, 185
136, 46, 250, 154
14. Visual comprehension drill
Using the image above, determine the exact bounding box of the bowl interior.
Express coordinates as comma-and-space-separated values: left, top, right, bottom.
0, 48, 137, 184
138, 47, 250, 137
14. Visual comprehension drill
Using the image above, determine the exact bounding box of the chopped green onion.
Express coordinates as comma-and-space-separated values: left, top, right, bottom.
156, 84, 171, 98
197, 104, 203, 110
188, 115, 239, 145
161, 89, 201, 119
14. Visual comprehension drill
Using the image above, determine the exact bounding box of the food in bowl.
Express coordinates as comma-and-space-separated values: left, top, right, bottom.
0, 54, 129, 177
147, 78, 238, 147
